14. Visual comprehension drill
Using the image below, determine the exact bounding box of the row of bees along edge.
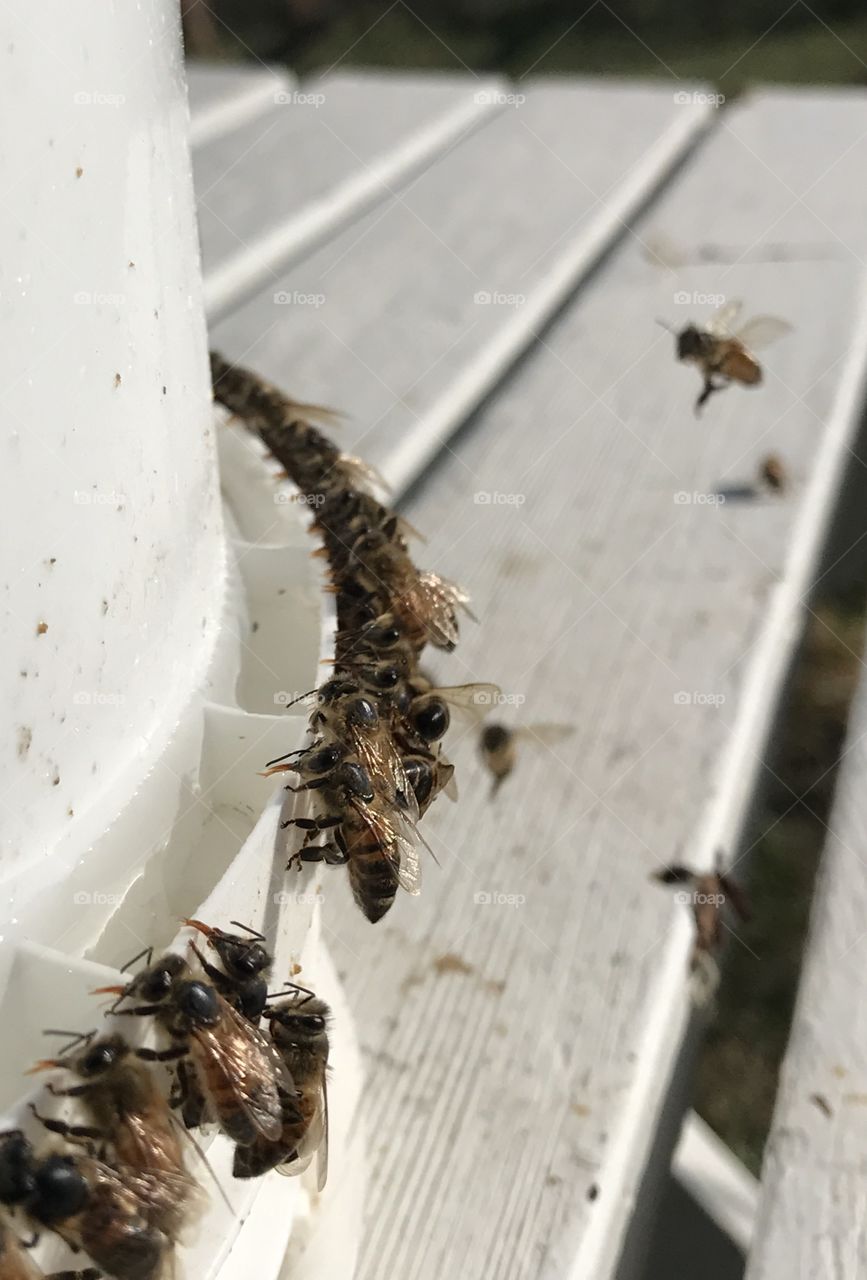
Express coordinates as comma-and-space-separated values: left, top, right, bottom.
1, 352, 500, 1280
210, 351, 499, 924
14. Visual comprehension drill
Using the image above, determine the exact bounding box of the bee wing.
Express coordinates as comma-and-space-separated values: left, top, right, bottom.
395, 515, 427, 544
351, 800, 422, 896
441, 757, 459, 801
353, 725, 420, 824
718, 873, 752, 923
415, 573, 477, 647
124, 1168, 204, 1241
195, 999, 297, 1142
705, 300, 742, 336
514, 722, 575, 746
653, 865, 695, 885
276, 1073, 329, 1192
287, 400, 344, 427
339, 455, 390, 497
436, 683, 502, 719
734, 316, 792, 352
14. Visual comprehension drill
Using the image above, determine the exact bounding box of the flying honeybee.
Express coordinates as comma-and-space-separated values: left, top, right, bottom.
233, 988, 330, 1188
93, 953, 293, 1148
654, 857, 751, 964
478, 722, 575, 796
659, 301, 792, 412
27, 1031, 199, 1243
758, 453, 786, 494
0, 1129, 168, 1280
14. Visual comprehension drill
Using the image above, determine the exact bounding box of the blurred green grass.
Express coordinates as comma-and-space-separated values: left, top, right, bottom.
694, 590, 867, 1174
280, 8, 867, 92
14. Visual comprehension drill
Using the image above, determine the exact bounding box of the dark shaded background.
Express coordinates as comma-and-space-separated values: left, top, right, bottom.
184, 0, 867, 91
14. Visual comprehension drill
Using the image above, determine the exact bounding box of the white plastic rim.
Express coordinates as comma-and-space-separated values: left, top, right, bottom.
0, 4, 361, 1276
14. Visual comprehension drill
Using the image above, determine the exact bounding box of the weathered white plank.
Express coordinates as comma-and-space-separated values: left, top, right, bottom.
196, 70, 505, 319
186, 62, 293, 148
298, 88, 867, 1280
745, 646, 867, 1278
210, 78, 713, 487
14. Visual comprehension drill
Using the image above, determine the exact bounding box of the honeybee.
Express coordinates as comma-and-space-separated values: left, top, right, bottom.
233, 989, 330, 1188
180, 919, 272, 1023
348, 530, 474, 651
0, 1130, 168, 1280
402, 682, 502, 746
280, 751, 421, 923
311, 682, 418, 820
758, 453, 786, 494
210, 353, 384, 500
478, 721, 574, 796
93, 954, 293, 1147
26, 1032, 198, 1242
401, 749, 457, 816
654, 858, 751, 961
660, 301, 792, 412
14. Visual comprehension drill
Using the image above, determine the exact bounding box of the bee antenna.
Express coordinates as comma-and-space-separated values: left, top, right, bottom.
263, 981, 315, 1004
121, 945, 153, 974
279, 689, 317, 711
42, 1028, 95, 1055
228, 921, 267, 941
265, 747, 307, 769
655, 317, 676, 334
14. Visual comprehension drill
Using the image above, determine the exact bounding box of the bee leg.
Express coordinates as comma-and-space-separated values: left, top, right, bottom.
112, 1002, 164, 1018
695, 376, 723, 413
47, 1270, 101, 1280
281, 816, 320, 832
188, 943, 235, 997
45, 1081, 91, 1099
321, 842, 349, 866
28, 1105, 104, 1144
136, 1044, 188, 1063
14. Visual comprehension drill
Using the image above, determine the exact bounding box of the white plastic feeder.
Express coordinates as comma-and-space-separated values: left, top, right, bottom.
0, 3, 361, 1276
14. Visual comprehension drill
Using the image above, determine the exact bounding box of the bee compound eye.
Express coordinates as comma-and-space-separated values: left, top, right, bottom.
306, 744, 341, 774
179, 981, 219, 1022
348, 696, 378, 726
413, 699, 449, 742
37, 1157, 90, 1222
372, 665, 400, 690
82, 1043, 115, 1074
343, 763, 374, 800
233, 943, 269, 976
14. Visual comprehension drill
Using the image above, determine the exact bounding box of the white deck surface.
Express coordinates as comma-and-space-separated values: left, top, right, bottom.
188, 66, 867, 1278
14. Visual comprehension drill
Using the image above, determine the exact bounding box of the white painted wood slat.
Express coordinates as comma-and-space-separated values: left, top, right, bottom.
297, 87, 867, 1280
209, 78, 713, 492
195, 70, 506, 320
745, 648, 867, 1279
186, 61, 293, 148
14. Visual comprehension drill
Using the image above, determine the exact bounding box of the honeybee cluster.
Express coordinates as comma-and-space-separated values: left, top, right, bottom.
0, 921, 329, 1280
210, 353, 498, 923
